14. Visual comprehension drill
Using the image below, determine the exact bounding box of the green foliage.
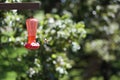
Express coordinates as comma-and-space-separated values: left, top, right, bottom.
57, 0, 120, 80
40, 0, 120, 80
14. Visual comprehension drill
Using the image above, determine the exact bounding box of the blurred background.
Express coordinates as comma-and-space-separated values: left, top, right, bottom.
0, 0, 120, 80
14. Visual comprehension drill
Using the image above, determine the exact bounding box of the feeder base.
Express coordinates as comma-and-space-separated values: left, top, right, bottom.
25, 42, 40, 50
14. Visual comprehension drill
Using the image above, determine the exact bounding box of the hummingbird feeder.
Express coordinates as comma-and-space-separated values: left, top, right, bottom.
24, 18, 40, 49
0, 2, 41, 50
